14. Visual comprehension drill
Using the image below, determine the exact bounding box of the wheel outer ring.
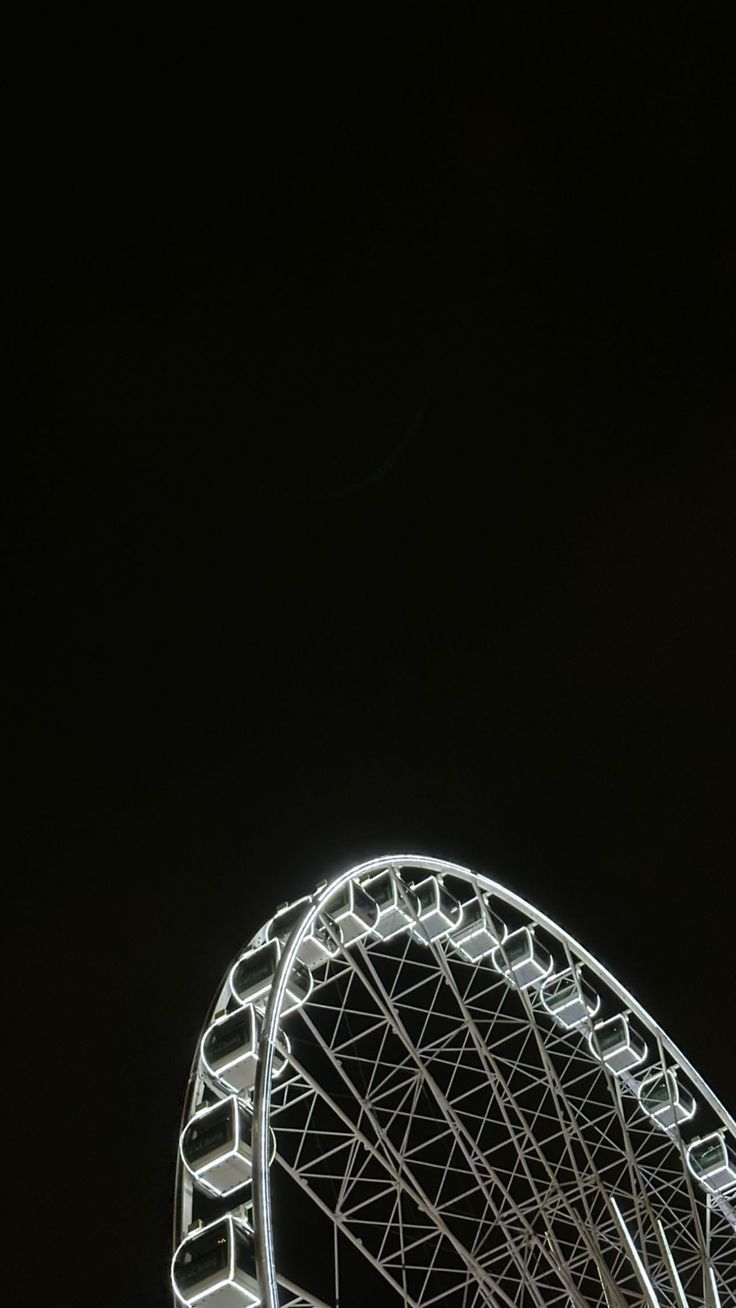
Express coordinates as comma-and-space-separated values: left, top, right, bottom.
251, 853, 735, 1308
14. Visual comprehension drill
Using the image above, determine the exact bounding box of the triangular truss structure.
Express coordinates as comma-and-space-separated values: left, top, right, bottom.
268, 909, 734, 1306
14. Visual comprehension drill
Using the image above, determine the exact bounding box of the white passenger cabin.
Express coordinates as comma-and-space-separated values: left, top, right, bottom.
328, 878, 379, 944
229, 939, 312, 1015
540, 969, 600, 1029
409, 876, 463, 942
686, 1133, 736, 1194
179, 1096, 256, 1197
267, 900, 342, 969
172, 1215, 260, 1308
201, 1005, 289, 1096
450, 893, 506, 960
589, 1014, 647, 1073
363, 869, 418, 940
492, 927, 553, 989
637, 1068, 696, 1130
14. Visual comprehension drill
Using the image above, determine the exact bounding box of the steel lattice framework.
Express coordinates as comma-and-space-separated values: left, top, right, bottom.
172, 855, 735, 1308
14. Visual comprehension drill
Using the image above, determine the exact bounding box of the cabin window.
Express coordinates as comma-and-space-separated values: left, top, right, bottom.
547, 977, 576, 1005
331, 886, 349, 913
462, 900, 482, 928
234, 946, 276, 993
371, 875, 393, 906
205, 1015, 249, 1063
598, 1019, 626, 1052
691, 1141, 723, 1173
416, 881, 436, 912
176, 1229, 229, 1291
504, 934, 530, 965
642, 1076, 670, 1108
352, 884, 374, 915
438, 886, 455, 916
184, 1105, 233, 1166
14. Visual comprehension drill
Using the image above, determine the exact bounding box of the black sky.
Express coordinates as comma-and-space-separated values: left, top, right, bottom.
7, 7, 736, 1306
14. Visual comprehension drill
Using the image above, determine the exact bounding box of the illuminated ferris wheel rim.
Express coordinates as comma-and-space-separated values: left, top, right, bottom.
252, 853, 735, 1133
247, 853, 734, 1308
173, 852, 735, 1308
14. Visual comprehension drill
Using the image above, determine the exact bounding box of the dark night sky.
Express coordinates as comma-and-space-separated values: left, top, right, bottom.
6, 7, 735, 1305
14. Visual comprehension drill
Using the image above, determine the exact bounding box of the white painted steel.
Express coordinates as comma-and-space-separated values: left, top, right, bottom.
173, 854, 736, 1308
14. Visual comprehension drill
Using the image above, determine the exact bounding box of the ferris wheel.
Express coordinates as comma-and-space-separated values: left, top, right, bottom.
171, 855, 735, 1308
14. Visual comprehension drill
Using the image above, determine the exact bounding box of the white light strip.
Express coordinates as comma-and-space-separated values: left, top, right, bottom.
610, 1196, 660, 1308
